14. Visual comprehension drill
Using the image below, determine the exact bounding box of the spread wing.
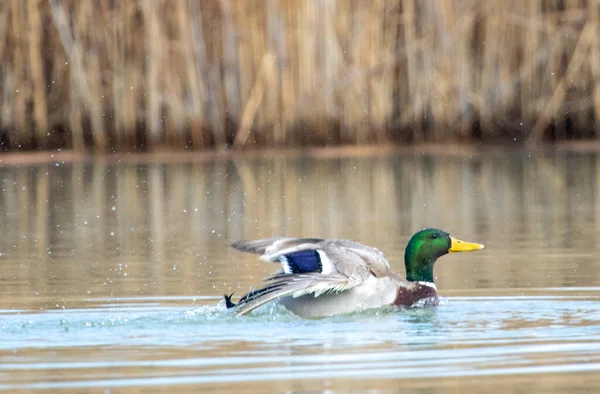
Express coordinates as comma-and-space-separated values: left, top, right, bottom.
228, 238, 392, 315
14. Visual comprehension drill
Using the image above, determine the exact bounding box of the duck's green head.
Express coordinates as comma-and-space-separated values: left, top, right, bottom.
404, 228, 484, 283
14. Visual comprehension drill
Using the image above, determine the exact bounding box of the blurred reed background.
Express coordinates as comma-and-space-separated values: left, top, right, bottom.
1, 0, 600, 152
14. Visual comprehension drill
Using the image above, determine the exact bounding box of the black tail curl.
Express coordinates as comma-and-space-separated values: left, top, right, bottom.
223, 293, 237, 308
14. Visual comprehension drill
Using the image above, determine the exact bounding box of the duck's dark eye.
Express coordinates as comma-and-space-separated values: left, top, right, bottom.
430, 233, 438, 239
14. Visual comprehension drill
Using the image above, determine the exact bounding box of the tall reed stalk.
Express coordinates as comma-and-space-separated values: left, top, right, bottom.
1, 0, 599, 152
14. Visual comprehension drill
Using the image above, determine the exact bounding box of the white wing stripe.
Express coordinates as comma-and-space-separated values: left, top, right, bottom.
279, 256, 292, 274
317, 250, 335, 274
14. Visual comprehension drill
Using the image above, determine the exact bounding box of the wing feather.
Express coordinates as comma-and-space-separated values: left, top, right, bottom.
229, 237, 393, 315
235, 273, 353, 316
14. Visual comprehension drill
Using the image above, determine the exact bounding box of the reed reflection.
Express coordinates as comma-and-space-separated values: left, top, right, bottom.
0, 151, 599, 310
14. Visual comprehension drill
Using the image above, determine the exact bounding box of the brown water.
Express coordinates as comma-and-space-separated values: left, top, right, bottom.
1, 147, 600, 392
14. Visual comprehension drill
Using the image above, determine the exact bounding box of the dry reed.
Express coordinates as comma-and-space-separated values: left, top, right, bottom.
1, 0, 599, 152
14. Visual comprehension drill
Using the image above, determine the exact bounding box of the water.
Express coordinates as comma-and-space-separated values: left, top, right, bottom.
1, 147, 600, 392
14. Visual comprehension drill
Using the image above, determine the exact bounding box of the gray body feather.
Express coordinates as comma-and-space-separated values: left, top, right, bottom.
229, 238, 406, 317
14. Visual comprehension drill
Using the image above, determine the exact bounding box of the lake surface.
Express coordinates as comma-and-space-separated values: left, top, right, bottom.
1, 146, 600, 392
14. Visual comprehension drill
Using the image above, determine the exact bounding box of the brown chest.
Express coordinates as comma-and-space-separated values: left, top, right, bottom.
393, 283, 439, 307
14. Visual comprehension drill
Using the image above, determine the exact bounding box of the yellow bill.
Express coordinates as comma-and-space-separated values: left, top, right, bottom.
449, 236, 485, 252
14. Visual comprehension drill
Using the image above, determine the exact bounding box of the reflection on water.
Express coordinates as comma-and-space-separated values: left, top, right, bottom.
1, 148, 600, 392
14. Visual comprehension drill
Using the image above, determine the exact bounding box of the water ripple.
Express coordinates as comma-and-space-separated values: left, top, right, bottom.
1, 293, 600, 390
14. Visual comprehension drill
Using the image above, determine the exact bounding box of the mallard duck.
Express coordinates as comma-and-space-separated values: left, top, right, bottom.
224, 228, 484, 318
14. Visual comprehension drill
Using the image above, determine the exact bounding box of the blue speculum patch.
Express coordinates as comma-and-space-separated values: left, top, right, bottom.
282, 250, 322, 273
